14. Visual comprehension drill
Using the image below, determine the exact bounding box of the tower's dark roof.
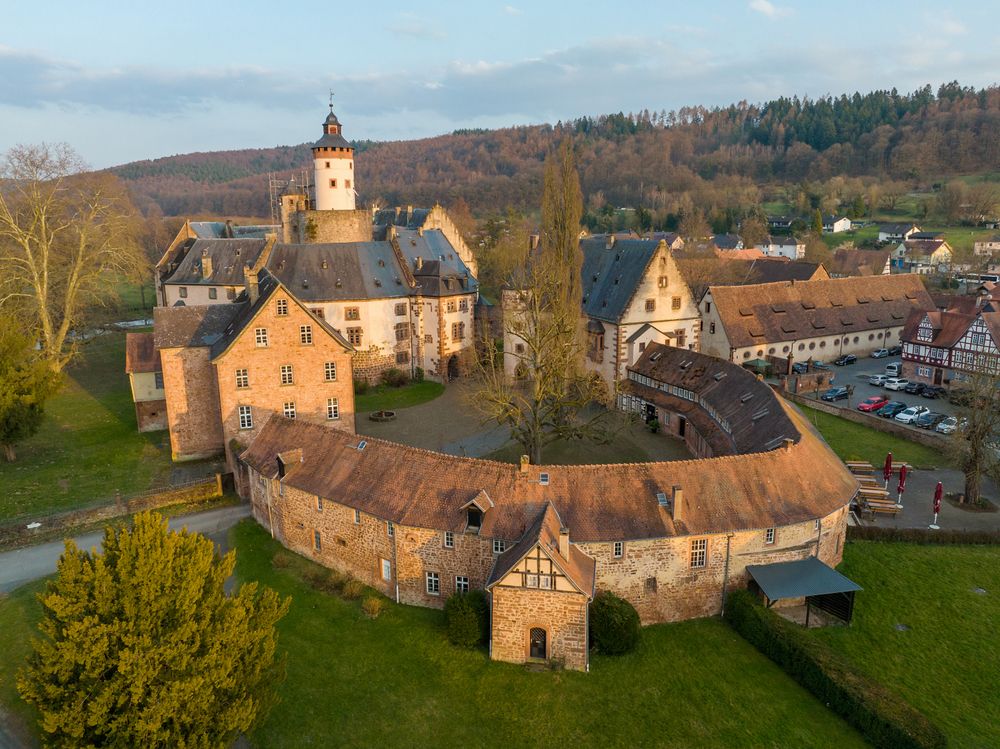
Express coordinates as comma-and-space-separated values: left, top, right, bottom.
325, 110, 341, 126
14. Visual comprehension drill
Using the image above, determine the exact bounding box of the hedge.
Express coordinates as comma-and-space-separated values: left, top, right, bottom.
589, 590, 641, 655
444, 590, 489, 647
848, 525, 1000, 545
724, 590, 945, 749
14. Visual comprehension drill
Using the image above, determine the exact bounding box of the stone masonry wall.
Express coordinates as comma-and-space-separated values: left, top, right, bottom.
394, 526, 496, 608
290, 209, 373, 244
491, 586, 589, 671
160, 347, 224, 460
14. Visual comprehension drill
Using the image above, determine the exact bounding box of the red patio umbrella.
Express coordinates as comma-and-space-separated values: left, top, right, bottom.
897, 464, 908, 503
883, 452, 893, 487
931, 481, 943, 529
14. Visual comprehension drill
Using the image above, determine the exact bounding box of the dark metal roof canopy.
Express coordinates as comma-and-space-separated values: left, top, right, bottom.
747, 556, 861, 600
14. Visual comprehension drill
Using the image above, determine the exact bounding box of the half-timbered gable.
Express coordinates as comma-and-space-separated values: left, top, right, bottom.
901, 299, 1000, 383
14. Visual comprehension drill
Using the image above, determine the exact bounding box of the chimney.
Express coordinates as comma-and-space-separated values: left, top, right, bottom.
671, 485, 684, 522
224, 219, 234, 238
201, 249, 213, 280
415, 256, 423, 271
783, 438, 794, 452
605, 234, 616, 250
519, 455, 529, 473
244, 264, 259, 304
558, 527, 571, 560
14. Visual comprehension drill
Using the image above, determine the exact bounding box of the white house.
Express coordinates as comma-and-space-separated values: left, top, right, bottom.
822, 216, 852, 234
754, 235, 805, 260
973, 235, 1000, 256
878, 223, 921, 243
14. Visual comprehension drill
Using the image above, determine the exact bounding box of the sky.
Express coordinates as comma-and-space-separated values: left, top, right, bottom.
1, 0, 997, 168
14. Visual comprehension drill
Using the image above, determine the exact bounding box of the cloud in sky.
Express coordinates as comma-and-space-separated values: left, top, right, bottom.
749, 0, 790, 18
503, 5, 522, 15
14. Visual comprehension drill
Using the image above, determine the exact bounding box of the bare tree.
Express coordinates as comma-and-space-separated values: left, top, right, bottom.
0, 143, 146, 370
947, 372, 1000, 505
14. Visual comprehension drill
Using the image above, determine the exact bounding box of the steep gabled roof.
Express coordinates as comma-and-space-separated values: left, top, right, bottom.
124, 332, 161, 374
161, 238, 270, 287
827, 248, 891, 277
266, 242, 411, 301
581, 238, 662, 322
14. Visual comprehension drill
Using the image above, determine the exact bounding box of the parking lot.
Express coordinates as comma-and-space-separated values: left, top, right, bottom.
797, 355, 962, 432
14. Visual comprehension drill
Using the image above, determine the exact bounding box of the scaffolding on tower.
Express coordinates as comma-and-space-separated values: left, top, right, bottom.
267, 169, 313, 226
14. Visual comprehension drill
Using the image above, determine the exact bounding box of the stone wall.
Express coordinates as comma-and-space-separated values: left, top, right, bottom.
159, 346, 224, 460
491, 587, 589, 670
395, 525, 496, 608
287, 209, 373, 244
135, 399, 167, 433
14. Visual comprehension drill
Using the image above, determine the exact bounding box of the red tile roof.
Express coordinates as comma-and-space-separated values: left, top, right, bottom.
124, 332, 161, 374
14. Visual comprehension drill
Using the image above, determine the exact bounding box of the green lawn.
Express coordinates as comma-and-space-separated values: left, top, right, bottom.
811, 542, 1000, 749
355, 380, 445, 412
0, 332, 174, 521
797, 404, 947, 468
0, 580, 43, 740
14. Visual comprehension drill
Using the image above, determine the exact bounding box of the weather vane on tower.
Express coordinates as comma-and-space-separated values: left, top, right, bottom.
329, 89, 334, 113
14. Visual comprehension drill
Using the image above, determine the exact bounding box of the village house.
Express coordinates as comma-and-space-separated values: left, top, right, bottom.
766, 215, 795, 231
973, 235, 1000, 257
900, 294, 1000, 385
822, 215, 852, 234
711, 233, 744, 251
893, 238, 953, 274
124, 332, 166, 433
240, 343, 856, 671
878, 223, 921, 243
826, 248, 892, 278
646, 231, 685, 250
754, 235, 805, 260
699, 274, 935, 365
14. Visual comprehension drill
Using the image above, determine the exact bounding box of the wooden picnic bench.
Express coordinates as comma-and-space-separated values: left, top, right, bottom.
857, 476, 880, 486
862, 498, 903, 518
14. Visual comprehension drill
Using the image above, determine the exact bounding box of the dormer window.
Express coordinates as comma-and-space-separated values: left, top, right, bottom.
467, 507, 482, 530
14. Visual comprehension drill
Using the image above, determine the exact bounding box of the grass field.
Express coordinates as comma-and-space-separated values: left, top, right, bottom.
0, 332, 175, 521
811, 542, 1000, 749
797, 404, 948, 468
355, 380, 445, 412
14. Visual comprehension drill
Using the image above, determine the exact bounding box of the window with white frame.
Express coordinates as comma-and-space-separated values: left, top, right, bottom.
316, 496, 323, 512
455, 576, 469, 593
300, 325, 313, 345
235, 368, 249, 389
255, 328, 268, 347
493, 539, 506, 554
280, 364, 293, 385
614, 541, 624, 558
444, 531, 454, 548
276, 299, 288, 316
539, 575, 553, 589
765, 528, 776, 545
690, 538, 707, 568
324, 361, 337, 381
387, 521, 394, 537
381, 558, 391, 581
526, 574, 539, 588
313, 530, 321, 551
238, 405, 253, 429
354, 509, 361, 524
426, 571, 440, 595
326, 398, 340, 420
283, 402, 296, 419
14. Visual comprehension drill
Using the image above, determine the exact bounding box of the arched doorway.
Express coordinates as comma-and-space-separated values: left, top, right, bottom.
447, 354, 460, 381
529, 627, 547, 659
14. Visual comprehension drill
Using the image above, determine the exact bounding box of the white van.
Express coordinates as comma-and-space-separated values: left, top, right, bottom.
885, 362, 901, 377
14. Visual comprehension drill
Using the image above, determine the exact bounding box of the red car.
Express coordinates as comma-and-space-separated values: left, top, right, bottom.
858, 395, 889, 412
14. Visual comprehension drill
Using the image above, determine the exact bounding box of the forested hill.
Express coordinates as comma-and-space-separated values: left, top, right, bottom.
112, 82, 1000, 219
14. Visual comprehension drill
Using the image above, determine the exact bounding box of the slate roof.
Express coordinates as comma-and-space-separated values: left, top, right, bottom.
373, 206, 433, 229
153, 304, 241, 350
240, 383, 856, 543
709, 274, 935, 349
581, 238, 661, 322
879, 223, 920, 234
124, 332, 161, 374
161, 238, 269, 287
676, 257, 825, 300
747, 557, 861, 600
713, 233, 742, 250
827, 248, 891, 277
486, 503, 596, 596
266, 242, 411, 301
187, 222, 278, 240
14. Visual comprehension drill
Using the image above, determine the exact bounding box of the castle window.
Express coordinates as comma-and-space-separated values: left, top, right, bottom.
395, 322, 410, 341
690, 538, 707, 569
381, 558, 391, 581
325, 361, 337, 381
255, 328, 268, 347
765, 528, 776, 545
348, 328, 362, 346
672, 296, 681, 310
705, 301, 711, 314
658, 276, 669, 288
645, 299, 655, 312
710, 322, 716, 334
238, 405, 253, 429
446, 300, 457, 313
300, 325, 313, 345
426, 572, 440, 595
208, 288, 217, 300
324, 161, 330, 168
345, 307, 360, 321
395, 351, 409, 364
280, 364, 293, 385
354, 509, 361, 524
452, 322, 465, 340
493, 539, 506, 554
387, 521, 394, 537
526, 574, 539, 588
310, 308, 325, 319
316, 496, 323, 512
227, 288, 236, 300
444, 531, 454, 548
395, 303, 407, 316
326, 398, 340, 420
283, 402, 296, 419
154, 372, 164, 389
313, 530, 321, 551
455, 576, 469, 594
276, 299, 288, 316
329, 179, 337, 188
614, 541, 624, 558
235, 369, 249, 389
459, 299, 469, 312
179, 287, 188, 299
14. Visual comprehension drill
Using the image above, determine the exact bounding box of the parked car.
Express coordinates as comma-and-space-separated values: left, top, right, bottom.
791, 362, 808, 374
871, 348, 890, 358
858, 395, 890, 412
895, 405, 929, 424
936, 415, 967, 434
915, 412, 947, 429
878, 401, 908, 418
884, 377, 910, 391
885, 363, 901, 377
868, 374, 888, 386
888, 345, 902, 356
811, 360, 831, 370
834, 354, 857, 366
903, 381, 926, 395
821, 386, 850, 402
920, 385, 947, 399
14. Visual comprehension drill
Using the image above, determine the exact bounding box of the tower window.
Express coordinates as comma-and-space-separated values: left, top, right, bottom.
325, 161, 330, 168
330, 179, 337, 188
345, 180, 351, 189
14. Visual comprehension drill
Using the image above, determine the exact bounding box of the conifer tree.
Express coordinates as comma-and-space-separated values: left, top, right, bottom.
18, 512, 290, 748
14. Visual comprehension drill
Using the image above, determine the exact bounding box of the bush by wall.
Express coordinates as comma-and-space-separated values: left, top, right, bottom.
724, 589, 945, 749
444, 592, 483, 647
589, 590, 641, 655
848, 525, 1000, 545
380, 368, 410, 388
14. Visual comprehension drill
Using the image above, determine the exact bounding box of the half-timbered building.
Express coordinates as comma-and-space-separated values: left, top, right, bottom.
901, 296, 1000, 384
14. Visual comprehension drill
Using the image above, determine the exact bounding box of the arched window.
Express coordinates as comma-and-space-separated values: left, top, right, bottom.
529, 628, 547, 659
809, 342, 816, 350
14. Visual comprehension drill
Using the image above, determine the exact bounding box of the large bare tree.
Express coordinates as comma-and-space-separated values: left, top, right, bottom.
947, 372, 1000, 505
0, 143, 145, 370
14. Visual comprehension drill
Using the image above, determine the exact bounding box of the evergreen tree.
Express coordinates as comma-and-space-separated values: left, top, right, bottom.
0, 316, 59, 462
18, 512, 290, 748
540, 138, 584, 316
812, 208, 824, 235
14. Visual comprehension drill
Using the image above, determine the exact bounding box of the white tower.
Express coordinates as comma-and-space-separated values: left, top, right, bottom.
312, 102, 356, 211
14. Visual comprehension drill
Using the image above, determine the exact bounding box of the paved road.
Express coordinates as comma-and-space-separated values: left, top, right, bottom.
0, 505, 251, 594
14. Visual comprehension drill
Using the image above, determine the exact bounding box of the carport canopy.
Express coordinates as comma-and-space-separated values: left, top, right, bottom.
746, 557, 862, 624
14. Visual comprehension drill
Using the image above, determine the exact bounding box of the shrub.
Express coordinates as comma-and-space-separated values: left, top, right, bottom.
353, 379, 369, 395
465, 589, 490, 643
341, 579, 366, 600
589, 591, 640, 655
725, 589, 945, 749
413, 367, 425, 383
847, 525, 1000, 545
361, 596, 386, 619
271, 550, 294, 569
380, 368, 409, 388
445, 591, 488, 647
